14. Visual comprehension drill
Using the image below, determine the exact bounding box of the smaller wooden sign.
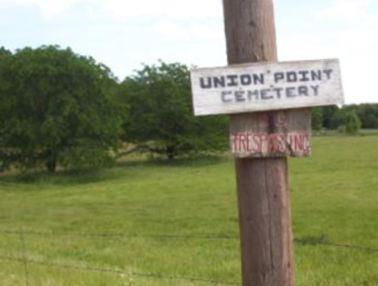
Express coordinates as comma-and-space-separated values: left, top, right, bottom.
191, 59, 344, 116
230, 109, 311, 158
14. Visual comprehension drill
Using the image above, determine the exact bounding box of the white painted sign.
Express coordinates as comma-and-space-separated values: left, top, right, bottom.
191, 59, 344, 116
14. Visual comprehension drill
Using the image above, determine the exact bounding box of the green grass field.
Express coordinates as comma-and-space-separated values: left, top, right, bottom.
0, 135, 377, 286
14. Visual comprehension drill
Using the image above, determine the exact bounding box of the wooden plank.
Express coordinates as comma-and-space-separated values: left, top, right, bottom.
230, 109, 311, 158
191, 59, 344, 116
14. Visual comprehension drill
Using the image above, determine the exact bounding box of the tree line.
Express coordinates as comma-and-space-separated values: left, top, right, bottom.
0, 46, 227, 172
312, 104, 378, 133
0, 46, 376, 172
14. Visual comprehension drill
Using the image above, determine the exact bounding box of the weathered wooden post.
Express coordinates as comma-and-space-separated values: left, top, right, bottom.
190, 0, 344, 285
224, 1, 295, 285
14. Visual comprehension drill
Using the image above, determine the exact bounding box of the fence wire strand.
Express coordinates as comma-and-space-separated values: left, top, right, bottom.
1, 229, 378, 253
0, 229, 235, 241
0, 254, 239, 285
0, 228, 377, 286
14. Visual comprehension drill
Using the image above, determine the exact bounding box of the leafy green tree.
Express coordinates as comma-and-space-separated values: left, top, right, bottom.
312, 107, 323, 131
0, 47, 13, 171
119, 62, 228, 159
330, 108, 348, 130
0, 46, 122, 172
364, 112, 378, 129
0, 47, 11, 57
356, 104, 378, 129
322, 105, 338, 129
345, 110, 361, 135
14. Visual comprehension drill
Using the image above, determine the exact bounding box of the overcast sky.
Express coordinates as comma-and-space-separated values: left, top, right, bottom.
0, 0, 377, 104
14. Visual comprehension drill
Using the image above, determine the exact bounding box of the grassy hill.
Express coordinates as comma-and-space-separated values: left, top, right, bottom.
0, 135, 377, 285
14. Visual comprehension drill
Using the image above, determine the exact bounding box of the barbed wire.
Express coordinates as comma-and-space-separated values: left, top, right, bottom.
1, 228, 377, 286
1, 229, 378, 253
0, 254, 240, 285
294, 238, 378, 253
0, 229, 235, 241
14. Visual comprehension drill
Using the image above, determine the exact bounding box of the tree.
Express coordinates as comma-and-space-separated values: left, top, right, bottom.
330, 108, 348, 130
345, 110, 361, 135
0, 47, 13, 171
119, 62, 228, 159
311, 107, 323, 131
356, 104, 378, 129
0, 46, 122, 172
322, 105, 338, 129
0, 47, 11, 57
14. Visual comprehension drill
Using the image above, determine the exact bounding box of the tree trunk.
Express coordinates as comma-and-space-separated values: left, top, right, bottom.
46, 152, 57, 173
166, 145, 176, 160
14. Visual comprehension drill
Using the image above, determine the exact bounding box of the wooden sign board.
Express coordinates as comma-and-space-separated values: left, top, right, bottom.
191, 59, 344, 116
230, 109, 311, 158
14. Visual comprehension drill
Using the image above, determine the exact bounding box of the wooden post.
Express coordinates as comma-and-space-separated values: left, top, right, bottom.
222, 0, 295, 285
191, 1, 343, 284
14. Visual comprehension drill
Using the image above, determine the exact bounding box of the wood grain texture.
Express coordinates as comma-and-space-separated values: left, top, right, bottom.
223, 0, 277, 64
235, 158, 294, 286
230, 109, 311, 158
223, 0, 295, 285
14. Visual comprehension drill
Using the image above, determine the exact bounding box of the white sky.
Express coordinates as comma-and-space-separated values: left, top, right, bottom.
0, 0, 377, 104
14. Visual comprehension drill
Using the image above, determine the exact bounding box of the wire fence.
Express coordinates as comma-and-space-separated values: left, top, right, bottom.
0, 229, 236, 241
1, 229, 378, 252
0, 254, 239, 285
0, 228, 377, 285
0, 228, 241, 285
